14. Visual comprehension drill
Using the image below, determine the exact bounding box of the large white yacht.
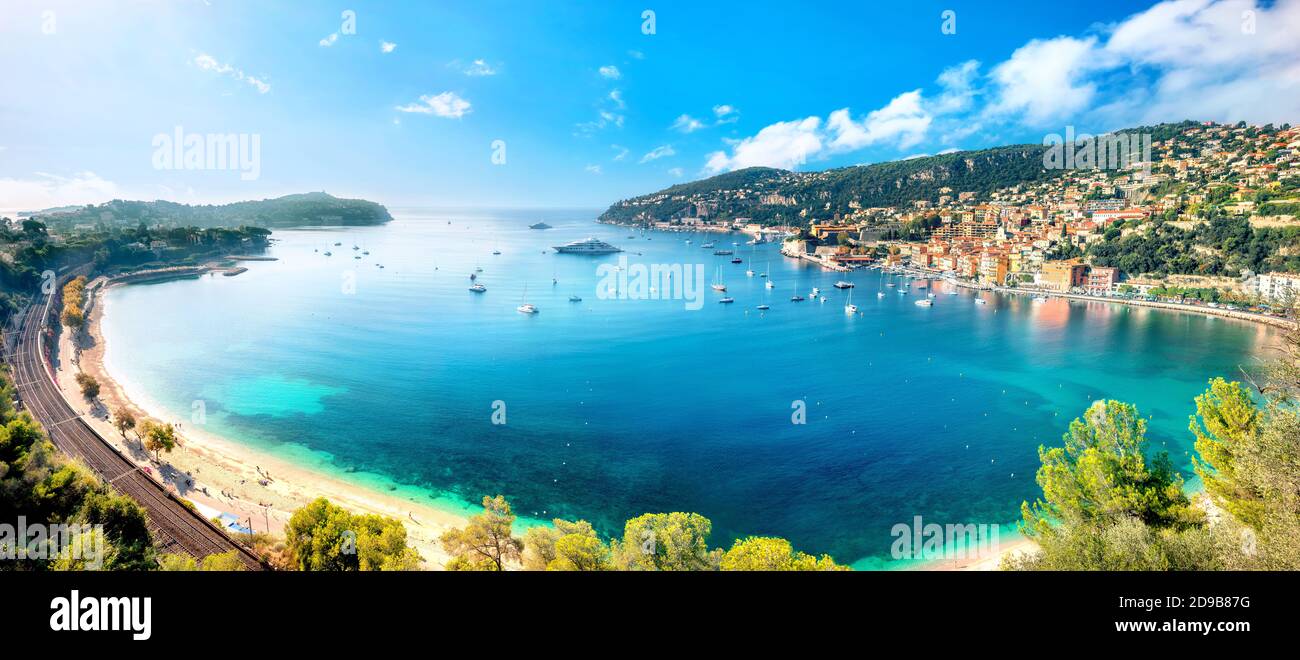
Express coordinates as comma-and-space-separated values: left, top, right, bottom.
553, 237, 621, 254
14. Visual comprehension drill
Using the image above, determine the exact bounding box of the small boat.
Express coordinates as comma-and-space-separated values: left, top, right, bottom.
756, 304, 770, 310
376, 264, 384, 268
518, 284, 538, 314
877, 291, 886, 298
712, 284, 727, 292
362, 250, 369, 255
529, 222, 552, 230
975, 298, 987, 305
765, 280, 775, 289
323, 251, 332, 256
915, 299, 933, 307
353, 255, 361, 259
718, 297, 735, 304
492, 250, 501, 255
746, 269, 755, 277
714, 250, 734, 256
701, 242, 715, 249
685, 239, 692, 244
886, 282, 896, 287
731, 257, 742, 264
834, 280, 855, 289
469, 284, 486, 293
475, 266, 483, 272
928, 293, 936, 299
791, 295, 805, 302
569, 295, 582, 302
333, 242, 342, 246
811, 287, 820, 298
352, 245, 360, 250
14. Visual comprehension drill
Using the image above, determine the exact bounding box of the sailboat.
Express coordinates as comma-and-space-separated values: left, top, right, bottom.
845, 288, 858, 314
791, 283, 805, 302
711, 265, 727, 292
517, 284, 538, 314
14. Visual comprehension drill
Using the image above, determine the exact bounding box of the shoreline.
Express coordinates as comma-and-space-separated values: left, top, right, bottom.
59, 278, 470, 568
882, 264, 1298, 330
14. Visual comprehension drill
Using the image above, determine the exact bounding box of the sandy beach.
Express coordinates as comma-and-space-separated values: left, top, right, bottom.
55, 277, 468, 568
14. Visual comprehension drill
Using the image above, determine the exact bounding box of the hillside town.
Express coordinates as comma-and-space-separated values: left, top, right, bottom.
609, 122, 1300, 314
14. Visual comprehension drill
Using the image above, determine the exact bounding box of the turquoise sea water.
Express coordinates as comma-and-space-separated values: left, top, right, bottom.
100, 209, 1280, 567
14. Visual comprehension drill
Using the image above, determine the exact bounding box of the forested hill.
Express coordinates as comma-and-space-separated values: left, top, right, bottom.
27, 192, 393, 231
599, 144, 1058, 225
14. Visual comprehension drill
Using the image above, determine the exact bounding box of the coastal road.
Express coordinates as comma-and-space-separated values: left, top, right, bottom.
5, 282, 265, 570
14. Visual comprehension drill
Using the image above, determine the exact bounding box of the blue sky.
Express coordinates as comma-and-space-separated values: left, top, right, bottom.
1, 0, 1297, 211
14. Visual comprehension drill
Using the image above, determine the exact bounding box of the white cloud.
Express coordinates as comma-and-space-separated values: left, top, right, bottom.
598, 65, 621, 79
193, 53, 271, 94
609, 89, 626, 109
934, 60, 980, 114
704, 117, 822, 173
986, 36, 1103, 126
672, 114, 706, 133
827, 90, 932, 151
395, 92, 472, 118
628, 50, 645, 60
713, 104, 740, 124
667, 167, 684, 177
0, 171, 118, 210
1099, 0, 1300, 125
585, 164, 602, 174
319, 33, 339, 47
640, 145, 676, 163
463, 58, 497, 76
611, 145, 629, 161
380, 41, 397, 54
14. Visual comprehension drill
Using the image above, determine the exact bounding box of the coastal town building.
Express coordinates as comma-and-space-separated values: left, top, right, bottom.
1257, 272, 1300, 302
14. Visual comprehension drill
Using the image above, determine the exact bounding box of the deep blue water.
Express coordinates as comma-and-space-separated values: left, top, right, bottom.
101, 209, 1279, 567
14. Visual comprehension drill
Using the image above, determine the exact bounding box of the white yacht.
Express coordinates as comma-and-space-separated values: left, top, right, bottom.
469, 283, 486, 293
765, 280, 775, 289
833, 280, 855, 289
844, 289, 858, 315
915, 298, 933, 307
553, 237, 621, 254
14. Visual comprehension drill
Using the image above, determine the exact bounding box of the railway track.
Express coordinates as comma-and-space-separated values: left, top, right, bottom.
5, 282, 264, 570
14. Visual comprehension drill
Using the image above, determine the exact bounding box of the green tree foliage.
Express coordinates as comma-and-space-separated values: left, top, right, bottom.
60, 277, 87, 330
1190, 378, 1266, 528
522, 519, 611, 571
0, 366, 155, 571
112, 407, 136, 439
284, 497, 422, 571
1012, 400, 1214, 570
200, 550, 247, 571
138, 420, 176, 461
74, 372, 99, 401
613, 512, 718, 571
719, 537, 848, 571
155, 550, 246, 571
440, 495, 523, 571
